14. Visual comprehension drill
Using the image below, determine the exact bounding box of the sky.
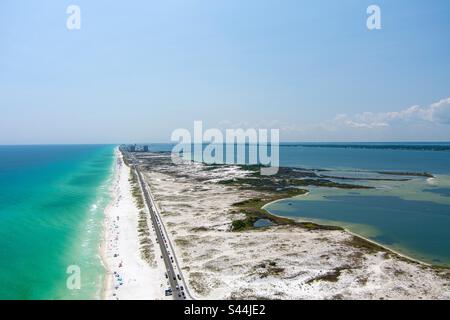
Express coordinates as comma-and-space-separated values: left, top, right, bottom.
0, 0, 449, 144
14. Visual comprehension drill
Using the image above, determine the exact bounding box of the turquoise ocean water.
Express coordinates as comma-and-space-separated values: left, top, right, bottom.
0, 145, 115, 299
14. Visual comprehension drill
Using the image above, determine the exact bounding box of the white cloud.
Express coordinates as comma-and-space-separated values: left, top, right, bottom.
332, 114, 389, 129
331, 97, 450, 129
214, 97, 450, 141
429, 98, 450, 124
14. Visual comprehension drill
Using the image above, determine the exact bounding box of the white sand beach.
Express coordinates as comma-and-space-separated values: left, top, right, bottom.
101, 150, 167, 300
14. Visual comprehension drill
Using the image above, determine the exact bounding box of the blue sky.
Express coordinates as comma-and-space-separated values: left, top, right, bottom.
0, 0, 449, 144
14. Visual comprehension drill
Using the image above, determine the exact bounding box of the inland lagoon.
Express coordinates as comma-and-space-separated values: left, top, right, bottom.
177, 142, 450, 265
264, 143, 450, 266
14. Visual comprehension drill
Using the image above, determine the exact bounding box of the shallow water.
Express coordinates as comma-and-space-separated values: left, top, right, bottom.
267, 189, 450, 265
0, 145, 115, 299
262, 145, 450, 265
253, 219, 274, 228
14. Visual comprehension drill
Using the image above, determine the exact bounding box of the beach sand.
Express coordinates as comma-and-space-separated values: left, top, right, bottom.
101, 150, 167, 300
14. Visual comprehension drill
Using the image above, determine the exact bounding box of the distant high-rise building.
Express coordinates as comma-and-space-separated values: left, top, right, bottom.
143, 145, 149, 152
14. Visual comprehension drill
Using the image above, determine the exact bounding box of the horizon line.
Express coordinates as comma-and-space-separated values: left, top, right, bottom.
2, 141, 450, 147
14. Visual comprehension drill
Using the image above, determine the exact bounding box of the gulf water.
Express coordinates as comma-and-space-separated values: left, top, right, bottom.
0, 145, 115, 299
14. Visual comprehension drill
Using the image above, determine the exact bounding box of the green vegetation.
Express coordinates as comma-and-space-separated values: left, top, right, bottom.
344, 235, 386, 254
220, 165, 366, 232
431, 265, 450, 279
230, 190, 302, 231
319, 174, 410, 182
287, 178, 373, 189
190, 226, 209, 232
232, 219, 255, 231
219, 177, 373, 191
137, 210, 155, 266
127, 165, 154, 265
375, 171, 434, 178
230, 189, 343, 232
129, 169, 145, 209
122, 155, 130, 167
175, 238, 190, 247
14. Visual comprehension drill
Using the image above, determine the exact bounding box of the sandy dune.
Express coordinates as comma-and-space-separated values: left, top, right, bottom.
139, 153, 450, 300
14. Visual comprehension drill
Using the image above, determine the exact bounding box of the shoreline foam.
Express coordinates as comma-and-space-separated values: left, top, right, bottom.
100, 148, 166, 300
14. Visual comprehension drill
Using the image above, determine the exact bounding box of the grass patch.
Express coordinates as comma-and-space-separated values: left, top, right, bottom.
129, 169, 145, 209
232, 219, 255, 231
219, 176, 373, 191
345, 235, 386, 254
230, 189, 342, 232
191, 226, 209, 232
175, 238, 190, 247
137, 210, 155, 266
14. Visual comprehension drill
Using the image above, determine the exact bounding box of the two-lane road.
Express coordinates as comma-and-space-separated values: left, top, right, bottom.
124, 151, 191, 300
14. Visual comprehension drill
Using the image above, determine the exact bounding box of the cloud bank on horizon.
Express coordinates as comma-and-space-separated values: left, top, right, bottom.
218, 97, 450, 142
301, 97, 450, 141
333, 97, 450, 128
